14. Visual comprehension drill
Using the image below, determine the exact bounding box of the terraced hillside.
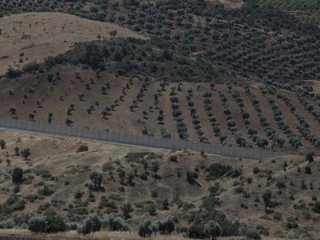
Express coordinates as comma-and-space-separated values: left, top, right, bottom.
1, 64, 320, 155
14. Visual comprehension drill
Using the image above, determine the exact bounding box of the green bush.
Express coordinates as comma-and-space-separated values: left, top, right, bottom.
2, 195, 26, 213
204, 220, 222, 240
78, 215, 101, 235
312, 201, 320, 213
12, 167, 23, 184
206, 163, 241, 180
272, 212, 282, 221
187, 209, 239, 238
157, 216, 176, 235
22, 62, 40, 73
286, 217, 298, 229
46, 214, 66, 233
28, 216, 47, 233
186, 170, 198, 184
305, 152, 314, 162
121, 203, 134, 219
138, 220, 153, 237
20, 148, 31, 160
38, 185, 54, 196
0, 139, 6, 149
77, 145, 89, 152
90, 172, 103, 191
108, 217, 129, 231
6, 67, 22, 78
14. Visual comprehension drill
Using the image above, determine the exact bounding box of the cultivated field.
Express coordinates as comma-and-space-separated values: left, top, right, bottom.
0, 12, 146, 75
0, 66, 319, 155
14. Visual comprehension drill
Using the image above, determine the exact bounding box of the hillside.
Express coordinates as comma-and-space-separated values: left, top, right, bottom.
0, 128, 319, 239
0, 12, 146, 75
1, 0, 320, 82
0, 0, 320, 239
1, 64, 320, 155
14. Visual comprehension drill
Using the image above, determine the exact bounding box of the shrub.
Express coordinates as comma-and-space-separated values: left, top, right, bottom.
286, 217, 298, 229
102, 162, 114, 172
22, 62, 40, 73
6, 67, 22, 78
108, 217, 129, 231
0, 139, 6, 149
2, 195, 26, 213
74, 191, 84, 199
312, 201, 320, 213
186, 171, 198, 184
78, 215, 101, 235
0, 219, 15, 229
38, 185, 54, 196
138, 220, 153, 237
273, 212, 282, 221
206, 163, 241, 180
305, 165, 312, 174
262, 190, 272, 212
204, 220, 222, 240
121, 203, 134, 219
151, 161, 160, 177
46, 214, 66, 233
162, 199, 169, 210
157, 216, 176, 235
187, 209, 239, 238
90, 172, 103, 191
253, 167, 260, 174
12, 167, 23, 184
77, 145, 88, 152
20, 148, 31, 160
147, 203, 157, 216
239, 225, 261, 240
28, 216, 47, 233
169, 155, 178, 162
305, 152, 314, 162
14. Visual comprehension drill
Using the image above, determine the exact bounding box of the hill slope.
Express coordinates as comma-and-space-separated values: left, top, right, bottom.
1, 0, 319, 82
0, 12, 146, 75
0, 129, 319, 238
1, 65, 320, 154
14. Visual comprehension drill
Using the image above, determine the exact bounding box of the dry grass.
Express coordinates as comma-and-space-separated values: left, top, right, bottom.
0, 12, 147, 75
0, 229, 301, 240
0, 230, 189, 240
307, 80, 320, 94
206, 0, 244, 9
220, 0, 244, 9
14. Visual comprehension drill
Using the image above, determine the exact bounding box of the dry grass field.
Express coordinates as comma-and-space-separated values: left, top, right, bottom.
0, 12, 147, 75
0, 229, 189, 240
